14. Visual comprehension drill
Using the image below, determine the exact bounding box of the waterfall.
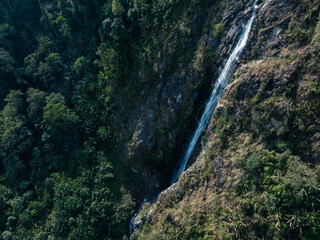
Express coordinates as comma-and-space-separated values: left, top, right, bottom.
130, 0, 259, 233
171, 0, 259, 184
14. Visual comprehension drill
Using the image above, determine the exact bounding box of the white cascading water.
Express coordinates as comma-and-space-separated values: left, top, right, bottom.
130, 0, 259, 233
171, 0, 259, 184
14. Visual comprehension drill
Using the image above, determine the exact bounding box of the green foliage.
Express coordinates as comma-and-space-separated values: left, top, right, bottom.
0, 24, 15, 47
43, 92, 79, 146
0, 0, 319, 239
110, 17, 128, 48
238, 149, 320, 238
191, 0, 208, 13
54, 15, 71, 38
287, 20, 309, 42
45, 53, 63, 73
0, 90, 28, 184
72, 56, 89, 77
36, 52, 64, 88
213, 23, 225, 39
26, 88, 47, 124
112, 0, 125, 16
24, 37, 52, 79
244, 153, 263, 185
214, 109, 235, 149
0, 48, 15, 73
28, 201, 45, 219
312, 13, 320, 44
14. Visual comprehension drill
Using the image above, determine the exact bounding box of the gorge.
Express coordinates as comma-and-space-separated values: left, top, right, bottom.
0, 0, 319, 239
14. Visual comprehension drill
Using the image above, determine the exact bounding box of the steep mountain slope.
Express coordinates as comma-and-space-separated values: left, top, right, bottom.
131, 0, 320, 239
0, 0, 319, 239
1, 0, 262, 238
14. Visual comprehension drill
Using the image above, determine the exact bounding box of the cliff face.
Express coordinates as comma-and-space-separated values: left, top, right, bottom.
130, 0, 320, 239
119, 0, 258, 193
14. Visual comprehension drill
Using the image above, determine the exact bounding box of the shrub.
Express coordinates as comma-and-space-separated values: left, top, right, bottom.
213, 23, 225, 39
287, 20, 309, 42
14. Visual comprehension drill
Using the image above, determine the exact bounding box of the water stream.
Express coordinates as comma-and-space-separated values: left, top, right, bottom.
130, 0, 259, 233
171, 0, 259, 184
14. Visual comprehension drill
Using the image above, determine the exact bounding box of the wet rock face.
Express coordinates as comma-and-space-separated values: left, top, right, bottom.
159, 74, 184, 127
158, 70, 197, 129
226, 23, 243, 45
125, 67, 199, 176
126, 91, 157, 160
129, 108, 156, 154
133, 214, 143, 227
218, 21, 244, 58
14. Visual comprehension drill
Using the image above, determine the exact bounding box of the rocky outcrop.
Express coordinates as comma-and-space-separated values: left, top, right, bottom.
124, 67, 199, 164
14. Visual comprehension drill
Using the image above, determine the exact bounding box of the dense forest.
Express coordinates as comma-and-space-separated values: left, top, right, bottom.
0, 0, 157, 238
0, 0, 320, 239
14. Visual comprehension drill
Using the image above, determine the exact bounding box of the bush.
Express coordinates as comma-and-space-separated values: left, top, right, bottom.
213, 23, 225, 39
287, 20, 309, 42
245, 153, 263, 185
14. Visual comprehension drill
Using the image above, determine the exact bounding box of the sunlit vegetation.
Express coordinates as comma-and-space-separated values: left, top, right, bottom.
0, 0, 320, 239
